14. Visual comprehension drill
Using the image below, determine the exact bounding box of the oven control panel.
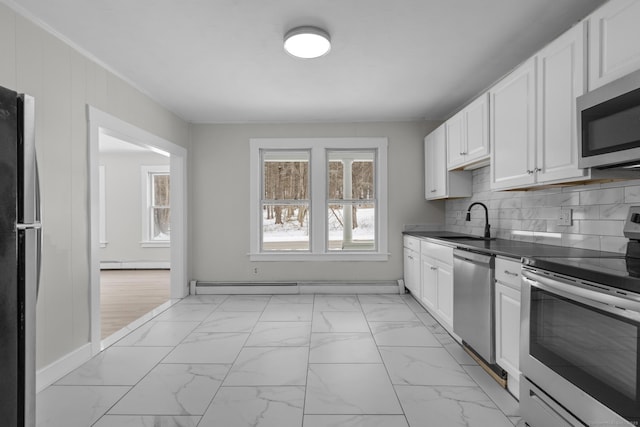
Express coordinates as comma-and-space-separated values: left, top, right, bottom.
624, 206, 640, 240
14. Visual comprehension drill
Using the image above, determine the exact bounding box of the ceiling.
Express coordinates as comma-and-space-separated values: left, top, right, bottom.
8, 0, 606, 123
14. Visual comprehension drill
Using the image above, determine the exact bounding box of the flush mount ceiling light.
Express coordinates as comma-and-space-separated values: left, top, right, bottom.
284, 26, 331, 59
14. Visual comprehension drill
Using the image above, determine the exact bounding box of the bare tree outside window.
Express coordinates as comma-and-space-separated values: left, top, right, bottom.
261, 151, 310, 251
327, 151, 376, 251
151, 173, 170, 240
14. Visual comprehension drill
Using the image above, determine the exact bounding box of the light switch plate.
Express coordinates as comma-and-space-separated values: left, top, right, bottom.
559, 208, 573, 226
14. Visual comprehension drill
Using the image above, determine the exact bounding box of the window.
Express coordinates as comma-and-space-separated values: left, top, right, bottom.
250, 138, 388, 261
141, 165, 170, 246
261, 150, 310, 251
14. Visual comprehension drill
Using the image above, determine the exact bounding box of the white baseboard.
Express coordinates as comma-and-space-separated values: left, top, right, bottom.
100, 261, 170, 270
36, 299, 178, 394
36, 343, 92, 393
193, 280, 401, 295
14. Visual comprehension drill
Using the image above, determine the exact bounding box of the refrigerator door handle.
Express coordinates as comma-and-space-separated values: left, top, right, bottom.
16, 223, 41, 230
15, 221, 41, 297
35, 154, 41, 222
36, 226, 41, 297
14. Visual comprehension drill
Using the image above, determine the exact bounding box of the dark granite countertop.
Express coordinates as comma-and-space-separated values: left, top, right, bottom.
403, 231, 622, 260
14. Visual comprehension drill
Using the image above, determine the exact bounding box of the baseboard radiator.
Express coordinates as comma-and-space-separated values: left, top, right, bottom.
191, 280, 404, 295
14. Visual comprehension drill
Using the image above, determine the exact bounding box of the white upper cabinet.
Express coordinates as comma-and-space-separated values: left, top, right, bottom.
491, 24, 588, 190
490, 57, 537, 190
446, 94, 490, 170
536, 22, 588, 184
425, 126, 447, 199
425, 125, 472, 200
588, 0, 640, 90
445, 112, 465, 168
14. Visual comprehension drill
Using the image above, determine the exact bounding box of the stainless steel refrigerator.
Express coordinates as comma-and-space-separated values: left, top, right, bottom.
0, 84, 41, 427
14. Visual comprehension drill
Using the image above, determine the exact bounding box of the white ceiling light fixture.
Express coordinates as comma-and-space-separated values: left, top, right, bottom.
284, 26, 331, 59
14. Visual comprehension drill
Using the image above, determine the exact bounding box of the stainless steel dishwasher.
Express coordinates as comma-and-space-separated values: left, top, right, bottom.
453, 248, 496, 364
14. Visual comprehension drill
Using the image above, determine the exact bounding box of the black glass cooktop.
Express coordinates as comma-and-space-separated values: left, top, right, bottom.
524, 256, 640, 294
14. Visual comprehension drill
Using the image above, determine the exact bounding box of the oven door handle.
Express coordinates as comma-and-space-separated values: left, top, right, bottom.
522, 271, 640, 323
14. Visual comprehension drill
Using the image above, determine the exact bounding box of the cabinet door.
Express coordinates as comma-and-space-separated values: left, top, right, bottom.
495, 282, 521, 378
425, 126, 447, 199
490, 57, 537, 190
424, 133, 437, 198
464, 93, 490, 163
420, 255, 438, 311
446, 111, 465, 169
536, 23, 588, 184
403, 248, 420, 297
436, 264, 453, 329
589, 0, 640, 90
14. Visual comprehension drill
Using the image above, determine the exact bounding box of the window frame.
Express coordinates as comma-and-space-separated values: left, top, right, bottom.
141, 165, 171, 247
249, 137, 388, 261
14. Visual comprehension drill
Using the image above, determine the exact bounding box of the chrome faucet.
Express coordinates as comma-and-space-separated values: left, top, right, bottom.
465, 202, 491, 239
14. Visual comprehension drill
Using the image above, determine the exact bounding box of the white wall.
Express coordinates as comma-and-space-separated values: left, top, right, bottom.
190, 121, 444, 282
100, 151, 170, 264
0, 3, 190, 368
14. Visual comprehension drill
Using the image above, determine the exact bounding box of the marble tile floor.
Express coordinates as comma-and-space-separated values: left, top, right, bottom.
37, 293, 524, 427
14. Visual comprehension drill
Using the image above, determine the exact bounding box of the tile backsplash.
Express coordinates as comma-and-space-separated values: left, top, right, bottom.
444, 166, 640, 254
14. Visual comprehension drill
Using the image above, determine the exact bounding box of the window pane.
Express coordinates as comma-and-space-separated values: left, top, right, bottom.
262, 151, 309, 201
262, 204, 310, 251
327, 202, 375, 251
153, 207, 170, 240
153, 174, 170, 206
327, 151, 375, 200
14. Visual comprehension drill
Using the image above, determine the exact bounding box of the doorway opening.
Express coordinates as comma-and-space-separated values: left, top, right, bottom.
88, 107, 187, 355
98, 134, 172, 340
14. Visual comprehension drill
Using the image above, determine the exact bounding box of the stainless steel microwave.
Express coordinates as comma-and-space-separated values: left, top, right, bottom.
578, 68, 640, 169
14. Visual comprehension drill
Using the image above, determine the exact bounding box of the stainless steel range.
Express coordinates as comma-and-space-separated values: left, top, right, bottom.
520, 207, 640, 427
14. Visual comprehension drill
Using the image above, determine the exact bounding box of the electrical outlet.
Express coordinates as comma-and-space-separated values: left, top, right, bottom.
456, 211, 462, 219
559, 208, 573, 226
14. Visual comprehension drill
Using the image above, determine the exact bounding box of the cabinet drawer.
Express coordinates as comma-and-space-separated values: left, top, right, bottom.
403, 235, 420, 252
421, 240, 453, 265
495, 257, 522, 289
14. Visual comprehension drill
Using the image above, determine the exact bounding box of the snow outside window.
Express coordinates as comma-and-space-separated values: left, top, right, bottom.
141, 165, 170, 247
250, 138, 388, 261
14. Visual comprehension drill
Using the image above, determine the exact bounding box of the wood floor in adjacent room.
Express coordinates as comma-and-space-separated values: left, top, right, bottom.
100, 269, 170, 339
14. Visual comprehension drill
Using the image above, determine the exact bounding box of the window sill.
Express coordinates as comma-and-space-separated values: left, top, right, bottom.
140, 241, 170, 248
249, 252, 390, 262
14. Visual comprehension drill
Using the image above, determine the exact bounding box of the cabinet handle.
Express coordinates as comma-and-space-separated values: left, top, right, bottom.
430, 266, 437, 270
526, 169, 533, 174
431, 189, 437, 193
504, 270, 519, 277
534, 167, 542, 173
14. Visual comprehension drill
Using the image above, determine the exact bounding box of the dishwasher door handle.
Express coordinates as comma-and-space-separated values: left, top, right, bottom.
453, 249, 493, 265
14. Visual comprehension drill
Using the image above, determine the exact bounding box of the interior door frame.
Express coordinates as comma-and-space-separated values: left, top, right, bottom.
87, 106, 188, 355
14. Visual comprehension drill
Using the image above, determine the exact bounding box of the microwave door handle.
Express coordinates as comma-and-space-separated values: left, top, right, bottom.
525, 275, 640, 323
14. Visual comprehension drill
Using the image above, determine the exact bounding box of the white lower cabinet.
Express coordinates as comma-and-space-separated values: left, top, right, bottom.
420, 255, 438, 311
494, 257, 522, 399
420, 241, 455, 335
403, 236, 421, 298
